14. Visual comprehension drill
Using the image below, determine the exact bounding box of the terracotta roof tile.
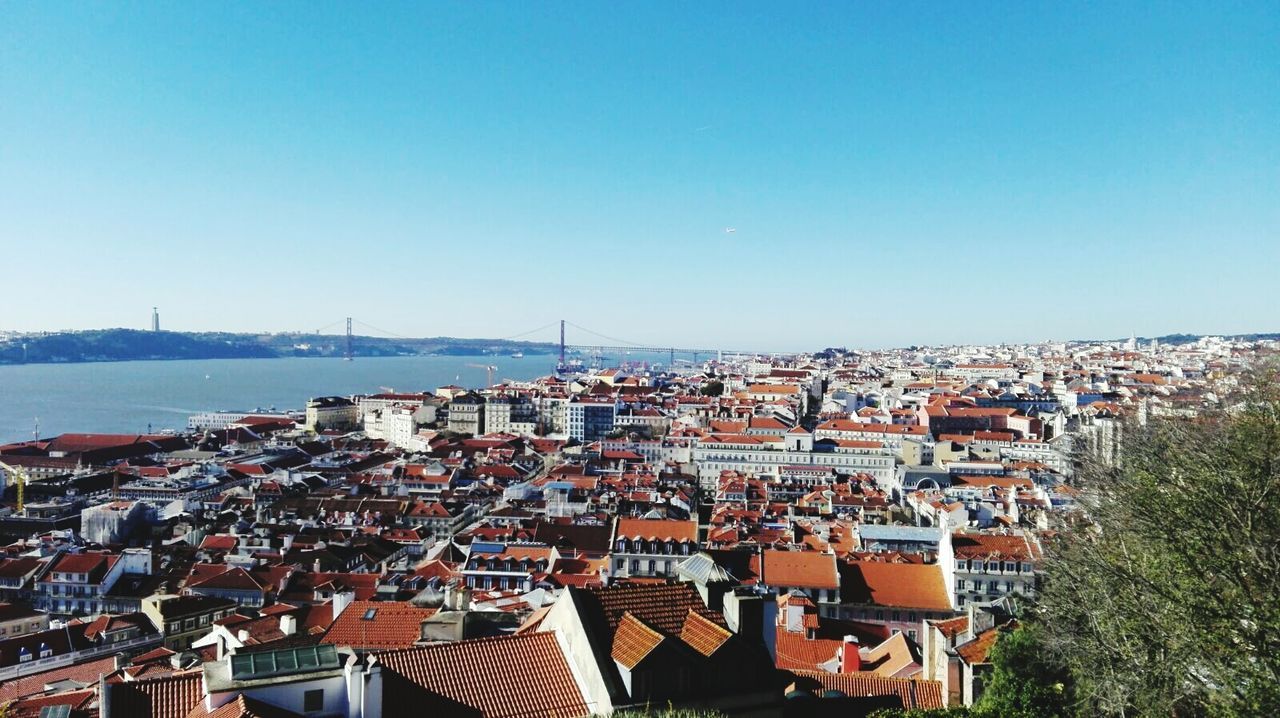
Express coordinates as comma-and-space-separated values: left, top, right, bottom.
757, 550, 840, 590
678, 610, 732, 657
614, 518, 697, 542
578, 583, 725, 635
774, 628, 842, 671
840, 561, 953, 611
789, 669, 944, 710
320, 601, 435, 650
108, 671, 204, 718
376, 631, 589, 718
956, 623, 1012, 665
0, 654, 117, 702
611, 612, 666, 669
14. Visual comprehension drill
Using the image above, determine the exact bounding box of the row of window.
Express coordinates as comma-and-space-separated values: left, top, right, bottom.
957, 579, 1025, 594
166, 612, 223, 633
50, 572, 89, 582
847, 608, 950, 623
956, 560, 1033, 573
0, 621, 43, 635
466, 558, 549, 572
615, 558, 677, 576
44, 586, 97, 597
614, 539, 694, 555
466, 575, 529, 591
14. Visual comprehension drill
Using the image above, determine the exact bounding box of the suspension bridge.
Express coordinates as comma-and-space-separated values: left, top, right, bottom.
311, 317, 774, 364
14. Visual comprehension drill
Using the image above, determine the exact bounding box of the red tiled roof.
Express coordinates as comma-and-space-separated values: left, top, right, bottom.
951, 532, 1040, 561
376, 631, 589, 718
930, 615, 969, 639
757, 550, 840, 590
578, 583, 726, 635
614, 517, 697, 542
47, 552, 113, 575
320, 601, 435, 650
0, 654, 118, 702
108, 671, 204, 718
611, 612, 665, 669
7, 687, 96, 718
790, 669, 944, 710
774, 627, 841, 671
678, 609, 732, 657
841, 561, 953, 611
956, 623, 1011, 664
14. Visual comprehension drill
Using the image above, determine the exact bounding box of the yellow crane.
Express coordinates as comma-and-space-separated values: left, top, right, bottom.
0, 459, 29, 513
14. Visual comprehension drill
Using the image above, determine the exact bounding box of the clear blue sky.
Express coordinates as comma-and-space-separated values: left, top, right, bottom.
1, 3, 1276, 350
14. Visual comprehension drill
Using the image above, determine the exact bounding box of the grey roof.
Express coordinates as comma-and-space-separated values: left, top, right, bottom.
856, 524, 944, 542
229, 643, 340, 681
675, 552, 735, 585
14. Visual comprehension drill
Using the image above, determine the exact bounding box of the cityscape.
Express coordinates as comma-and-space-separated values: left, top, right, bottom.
2, 3, 1277, 718
0, 335, 1273, 717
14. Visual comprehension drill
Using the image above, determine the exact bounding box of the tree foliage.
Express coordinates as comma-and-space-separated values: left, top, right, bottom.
1040, 368, 1280, 717
700, 379, 725, 397
974, 624, 1072, 718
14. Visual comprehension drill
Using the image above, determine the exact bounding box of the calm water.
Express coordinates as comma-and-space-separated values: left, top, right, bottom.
0, 356, 562, 443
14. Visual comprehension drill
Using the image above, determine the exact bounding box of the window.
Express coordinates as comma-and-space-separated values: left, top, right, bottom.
1004, 562, 1016, 572
957, 579, 967, 590
971, 560, 983, 572
909, 629, 918, 642
956, 560, 968, 571
304, 689, 324, 712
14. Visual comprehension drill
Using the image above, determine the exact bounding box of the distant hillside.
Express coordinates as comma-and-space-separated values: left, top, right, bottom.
1081, 332, 1280, 345
0, 329, 559, 365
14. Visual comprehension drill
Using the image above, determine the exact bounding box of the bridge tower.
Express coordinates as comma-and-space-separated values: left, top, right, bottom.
559, 319, 566, 367
345, 317, 353, 361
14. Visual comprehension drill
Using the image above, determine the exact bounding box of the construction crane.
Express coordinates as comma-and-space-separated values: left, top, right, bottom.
0, 459, 29, 514
466, 363, 498, 388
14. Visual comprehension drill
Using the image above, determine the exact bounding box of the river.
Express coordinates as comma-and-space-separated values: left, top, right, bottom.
0, 355, 565, 443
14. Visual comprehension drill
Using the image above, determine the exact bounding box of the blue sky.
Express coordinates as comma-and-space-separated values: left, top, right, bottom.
1, 3, 1276, 350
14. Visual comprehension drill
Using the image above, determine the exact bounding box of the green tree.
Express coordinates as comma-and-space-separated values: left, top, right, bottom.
1040, 367, 1280, 717
700, 379, 725, 397
974, 624, 1072, 718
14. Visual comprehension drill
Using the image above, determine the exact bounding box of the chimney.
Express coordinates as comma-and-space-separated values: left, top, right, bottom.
237, 629, 250, 644
98, 672, 112, 717
280, 614, 297, 636
840, 635, 861, 673
333, 589, 355, 620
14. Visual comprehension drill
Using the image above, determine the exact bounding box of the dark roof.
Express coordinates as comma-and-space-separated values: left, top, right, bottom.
107, 671, 204, 718
575, 582, 726, 635
153, 595, 238, 619
532, 521, 613, 554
